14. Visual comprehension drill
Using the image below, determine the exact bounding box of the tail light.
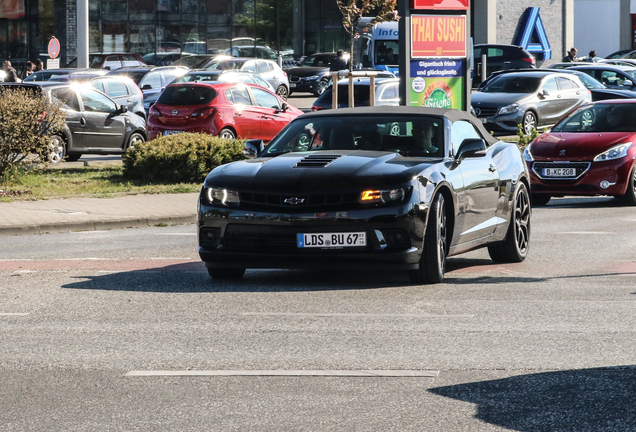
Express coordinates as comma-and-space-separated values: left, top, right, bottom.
521, 57, 535, 65
149, 106, 161, 116
311, 105, 322, 112
283, 71, 288, 78
191, 108, 216, 118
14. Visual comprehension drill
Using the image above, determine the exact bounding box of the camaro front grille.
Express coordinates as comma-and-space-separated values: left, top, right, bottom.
533, 161, 591, 180
239, 191, 359, 209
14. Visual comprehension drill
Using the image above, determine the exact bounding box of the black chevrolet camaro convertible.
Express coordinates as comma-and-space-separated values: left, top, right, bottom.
198, 106, 531, 284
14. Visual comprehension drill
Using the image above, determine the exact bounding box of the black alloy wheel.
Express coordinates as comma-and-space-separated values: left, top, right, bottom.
622, 165, 636, 206
207, 267, 246, 280
522, 111, 537, 136
276, 85, 289, 100
488, 182, 531, 263
409, 193, 447, 284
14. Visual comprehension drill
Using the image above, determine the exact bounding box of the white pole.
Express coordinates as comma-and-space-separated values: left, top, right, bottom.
77, 0, 89, 68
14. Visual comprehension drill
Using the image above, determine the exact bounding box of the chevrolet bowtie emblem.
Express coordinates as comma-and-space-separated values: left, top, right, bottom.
560, 150, 566, 155
284, 197, 305, 205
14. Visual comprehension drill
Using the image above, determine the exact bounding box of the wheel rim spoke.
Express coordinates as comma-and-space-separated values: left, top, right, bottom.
515, 189, 530, 252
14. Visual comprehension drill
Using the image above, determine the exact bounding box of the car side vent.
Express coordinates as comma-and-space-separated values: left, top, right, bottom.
295, 154, 342, 168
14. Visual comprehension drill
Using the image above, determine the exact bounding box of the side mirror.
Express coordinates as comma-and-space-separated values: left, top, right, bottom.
541, 89, 550, 97
623, 80, 633, 86
456, 138, 487, 161
118, 105, 128, 114
278, 102, 289, 113
243, 139, 264, 159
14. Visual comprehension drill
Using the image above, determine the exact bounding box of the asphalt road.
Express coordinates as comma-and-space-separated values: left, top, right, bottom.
1, 196, 635, 431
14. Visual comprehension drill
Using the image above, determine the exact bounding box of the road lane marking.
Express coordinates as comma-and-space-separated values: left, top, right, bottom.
242, 312, 473, 318
0, 313, 29, 316
126, 370, 440, 377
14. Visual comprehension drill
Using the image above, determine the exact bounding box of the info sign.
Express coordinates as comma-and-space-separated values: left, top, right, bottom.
411, 14, 466, 58
410, 59, 465, 110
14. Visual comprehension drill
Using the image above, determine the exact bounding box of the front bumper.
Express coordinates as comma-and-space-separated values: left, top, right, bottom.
527, 157, 635, 196
198, 199, 426, 270
289, 79, 319, 93
478, 111, 524, 134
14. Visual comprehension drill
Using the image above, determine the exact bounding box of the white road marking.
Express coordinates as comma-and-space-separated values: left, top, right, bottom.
242, 312, 473, 318
126, 370, 440, 377
0, 313, 29, 316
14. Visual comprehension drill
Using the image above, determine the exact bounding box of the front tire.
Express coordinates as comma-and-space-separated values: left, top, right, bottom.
621, 165, 636, 206
314, 78, 329, 96
488, 183, 531, 263
522, 111, 537, 135
219, 128, 236, 140
409, 193, 447, 284
48, 135, 66, 164
65, 153, 82, 162
276, 85, 289, 100
207, 267, 245, 280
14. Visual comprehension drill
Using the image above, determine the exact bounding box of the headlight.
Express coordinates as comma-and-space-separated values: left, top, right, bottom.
593, 142, 632, 162
498, 103, 519, 115
304, 75, 319, 81
360, 188, 406, 204
204, 187, 240, 206
523, 144, 534, 162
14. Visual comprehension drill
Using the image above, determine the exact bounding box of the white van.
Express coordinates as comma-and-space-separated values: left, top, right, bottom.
353, 17, 399, 76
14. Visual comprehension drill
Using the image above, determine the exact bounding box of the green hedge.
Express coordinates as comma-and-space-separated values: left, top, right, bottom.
122, 133, 246, 183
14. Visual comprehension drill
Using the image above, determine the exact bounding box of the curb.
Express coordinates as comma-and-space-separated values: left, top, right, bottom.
0, 214, 197, 236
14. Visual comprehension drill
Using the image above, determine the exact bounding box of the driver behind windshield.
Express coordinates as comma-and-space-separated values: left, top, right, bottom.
411, 120, 441, 155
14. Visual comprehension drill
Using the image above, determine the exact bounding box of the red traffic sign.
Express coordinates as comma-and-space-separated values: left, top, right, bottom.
48, 37, 60, 59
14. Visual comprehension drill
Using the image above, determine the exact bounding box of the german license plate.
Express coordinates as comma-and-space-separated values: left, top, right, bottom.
297, 232, 366, 248
290, 83, 296, 88
163, 130, 183, 136
543, 167, 576, 177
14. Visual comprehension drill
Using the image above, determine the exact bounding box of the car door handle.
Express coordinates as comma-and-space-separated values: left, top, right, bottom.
126, 99, 132, 103
557, 94, 562, 98
79, 117, 86, 126
234, 113, 242, 117
489, 164, 497, 172
262, 115, 269, 119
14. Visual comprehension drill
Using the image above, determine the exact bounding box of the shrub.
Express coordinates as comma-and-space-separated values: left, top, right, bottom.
0, 86, 66, 179
516, 123, 540, 148
122, 132, 246, 183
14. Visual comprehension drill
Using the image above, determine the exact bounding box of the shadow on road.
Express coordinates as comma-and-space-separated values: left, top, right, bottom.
429, 366, 636, 431
59, 256, 636, 293
536, 196, 624, 209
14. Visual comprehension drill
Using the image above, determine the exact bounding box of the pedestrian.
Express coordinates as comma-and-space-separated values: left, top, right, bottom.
330, 49, 348, 72
21, 61, 34, 80
34, 58, 44, 72
563, 47, 578, 62
3, 60, 19, 82
584, 50, 598, 62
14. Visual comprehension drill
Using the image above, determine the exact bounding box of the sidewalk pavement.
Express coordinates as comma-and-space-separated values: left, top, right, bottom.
0, 193, 199, 236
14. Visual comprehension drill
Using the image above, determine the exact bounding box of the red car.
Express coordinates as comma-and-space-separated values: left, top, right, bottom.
524, 100, 636, 205
147, 82, 303, 141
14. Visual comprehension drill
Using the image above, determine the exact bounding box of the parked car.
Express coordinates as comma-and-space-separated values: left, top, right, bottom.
286, 52, 340, 96
106, 66, 189, 99
548, 62, 592, 70
0, 82, 147, 163
604, 49, 636, 60
88, 75, 146, 121
471, 71, 591, 135
197, 106, 531, 283
142, 70, 275, 118
66, 53, 147, 70
171, 54, 228, 69
480, 68, 636, 101
225, 45, 278, 60
142, 52, 182, 66
23, 69, 105, 82
524, 100, 636, 205
38, 70, 108, 83
311, 77, 400, 111
473, 44, 535, 84
567, 64, 636, 92
202, 57, 290, 100
147, 82, 303, 141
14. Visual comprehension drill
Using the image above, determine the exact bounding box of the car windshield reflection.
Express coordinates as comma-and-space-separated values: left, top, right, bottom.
265, 116, 445, 157
552, 103, 636, 133
481, 76, 541, 93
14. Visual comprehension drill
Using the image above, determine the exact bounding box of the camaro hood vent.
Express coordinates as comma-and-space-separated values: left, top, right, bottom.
295, 154, 342, 168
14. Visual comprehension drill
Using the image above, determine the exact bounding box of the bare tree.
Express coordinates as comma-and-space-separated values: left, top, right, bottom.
336, 0, 399, 73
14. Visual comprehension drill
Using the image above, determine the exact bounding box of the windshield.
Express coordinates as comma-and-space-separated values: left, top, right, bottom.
107, 70, 147, 84
571, 72, 604, 89
374, 40, 399, 66
481, 75, 541, 93
300, 55, 334, 67
205, 60, 245, 71
173, 73, 221, 84
173, 56, 208, 68
264, 115, 445, 157
552, 103, 636, 133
